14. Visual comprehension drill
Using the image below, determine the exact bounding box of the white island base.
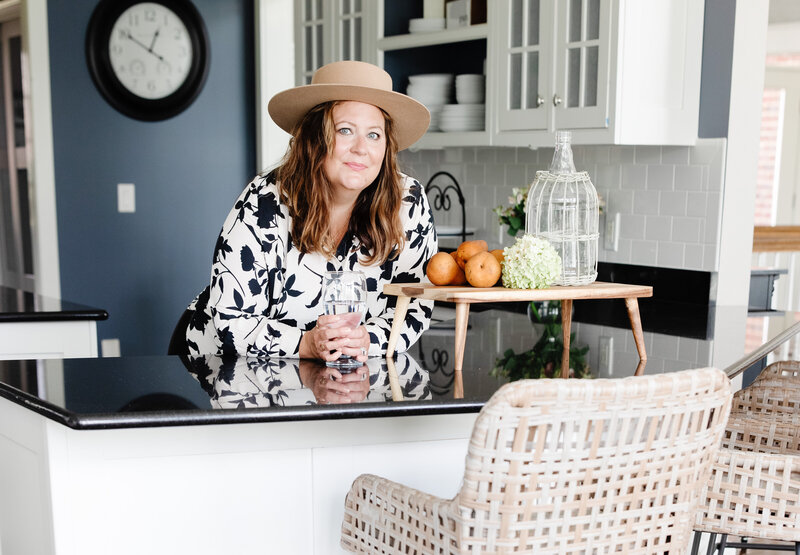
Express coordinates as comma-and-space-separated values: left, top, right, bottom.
0, 396, 475, 555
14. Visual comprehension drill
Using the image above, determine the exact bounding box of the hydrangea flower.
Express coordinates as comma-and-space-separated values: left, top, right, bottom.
501, 234, 561, 289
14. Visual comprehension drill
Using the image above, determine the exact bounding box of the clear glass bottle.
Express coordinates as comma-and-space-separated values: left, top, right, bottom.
525, 131, 599, 286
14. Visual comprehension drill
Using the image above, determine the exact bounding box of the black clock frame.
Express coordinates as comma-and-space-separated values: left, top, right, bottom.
86, 0, 210, 121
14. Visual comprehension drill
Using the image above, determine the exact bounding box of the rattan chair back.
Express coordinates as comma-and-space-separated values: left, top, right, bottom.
755, 360, 800, 382
458, 368, 731, 553
693, 362, 800, 547
342, 367, 731, 554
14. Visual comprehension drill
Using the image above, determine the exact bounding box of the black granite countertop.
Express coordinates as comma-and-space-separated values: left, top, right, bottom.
0, 309, 683, 430
0, 285, 108, 323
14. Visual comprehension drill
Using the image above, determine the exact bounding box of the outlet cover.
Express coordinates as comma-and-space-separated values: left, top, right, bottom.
604, 212, 620, 251
599, 336, 613, 376
101, 338, 121, 357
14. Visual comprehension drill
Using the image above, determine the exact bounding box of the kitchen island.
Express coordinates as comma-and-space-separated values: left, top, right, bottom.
0, 306, 735, 555
0, 286, 107, 360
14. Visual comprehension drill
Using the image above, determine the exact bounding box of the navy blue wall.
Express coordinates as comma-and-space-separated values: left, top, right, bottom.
48, 0, 256, 355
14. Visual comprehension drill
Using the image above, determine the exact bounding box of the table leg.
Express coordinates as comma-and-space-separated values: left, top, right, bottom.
385, 357, 403, 401
561, 299, 573, 379
453, 370, 463, 400
453, 302, 470, 374
625, 297, 648, 373
386, 295, 410, 359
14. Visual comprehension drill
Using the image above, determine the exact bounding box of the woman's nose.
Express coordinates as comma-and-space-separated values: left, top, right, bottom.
350, 135, 367, 153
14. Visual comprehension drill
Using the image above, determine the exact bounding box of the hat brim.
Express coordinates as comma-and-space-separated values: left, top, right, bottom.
268, 84, 431, 151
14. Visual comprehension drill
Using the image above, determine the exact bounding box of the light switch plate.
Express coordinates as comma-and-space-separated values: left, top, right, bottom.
118, 183, 135, 213
604, 212, 620, 251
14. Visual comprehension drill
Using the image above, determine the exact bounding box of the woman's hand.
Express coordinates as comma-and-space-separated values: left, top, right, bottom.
299, 314, 370, 362
298, 361, 370, 404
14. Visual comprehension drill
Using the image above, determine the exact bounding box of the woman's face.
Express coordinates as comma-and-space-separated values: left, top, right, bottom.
323, 101, 386, 199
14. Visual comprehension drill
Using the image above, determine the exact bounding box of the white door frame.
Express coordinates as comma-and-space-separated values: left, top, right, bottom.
768, 67, 800, 226
17, 0, 60, 298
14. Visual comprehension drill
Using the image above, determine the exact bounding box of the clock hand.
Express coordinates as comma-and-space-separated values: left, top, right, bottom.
124, 30, 164, 61
148, 29, 160, 52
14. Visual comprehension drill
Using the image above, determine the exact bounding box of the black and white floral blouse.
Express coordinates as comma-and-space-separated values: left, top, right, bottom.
185, 171, 437, 358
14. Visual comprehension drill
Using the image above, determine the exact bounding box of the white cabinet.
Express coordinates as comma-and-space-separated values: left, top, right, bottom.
294, 0, 377, 84
495, 0, 704, 147
373, 0, 703, 149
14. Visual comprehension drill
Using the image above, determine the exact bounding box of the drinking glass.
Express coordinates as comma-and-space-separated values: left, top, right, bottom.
322, 271, 367, 368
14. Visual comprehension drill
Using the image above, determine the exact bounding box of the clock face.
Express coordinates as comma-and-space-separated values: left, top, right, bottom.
108, 3, 194, 100
86, 0, 209, 121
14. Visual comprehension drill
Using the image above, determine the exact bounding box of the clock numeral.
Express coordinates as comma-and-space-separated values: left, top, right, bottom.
127, 13, 139, 26
147, 81, 156, 92
111, 44, 123, 56
144, 9, 156, 22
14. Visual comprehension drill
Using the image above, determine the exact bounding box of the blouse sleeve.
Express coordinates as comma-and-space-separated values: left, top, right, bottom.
363, 177, 437, 354
206, 176, 304, 358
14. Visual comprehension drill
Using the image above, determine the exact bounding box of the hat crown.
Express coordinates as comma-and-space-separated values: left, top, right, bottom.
311, 61, 393, 93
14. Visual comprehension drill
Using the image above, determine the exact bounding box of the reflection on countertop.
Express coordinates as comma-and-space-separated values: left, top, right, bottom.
0, 304, 750, 430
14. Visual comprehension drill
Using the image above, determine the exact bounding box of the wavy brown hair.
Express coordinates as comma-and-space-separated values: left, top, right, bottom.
275, 101, 404, 265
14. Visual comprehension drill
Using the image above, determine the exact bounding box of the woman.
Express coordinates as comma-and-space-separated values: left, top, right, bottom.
185, 61, 437, 364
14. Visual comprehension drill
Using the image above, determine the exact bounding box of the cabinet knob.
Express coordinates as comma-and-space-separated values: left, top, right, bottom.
536, 95, 544, 107
553, 94, 562, 107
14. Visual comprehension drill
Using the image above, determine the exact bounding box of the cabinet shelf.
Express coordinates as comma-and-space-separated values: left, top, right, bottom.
378, 24, 488, 51
410, 130, 491, 150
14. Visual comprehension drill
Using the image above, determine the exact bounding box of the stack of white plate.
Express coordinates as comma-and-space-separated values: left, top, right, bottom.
409, 17, 446, 33
455, 74, 485, 104
439, 104, 485, 132
406, 74, 454, 131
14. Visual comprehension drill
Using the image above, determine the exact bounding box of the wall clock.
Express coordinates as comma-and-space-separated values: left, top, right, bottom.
86, 0, 210, 121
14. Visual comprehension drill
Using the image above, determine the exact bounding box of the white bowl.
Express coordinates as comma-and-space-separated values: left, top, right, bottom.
409, 17, 445, 32
408, 73, 454, 86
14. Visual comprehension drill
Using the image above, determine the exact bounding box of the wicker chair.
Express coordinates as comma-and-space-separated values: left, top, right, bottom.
752, 360, 800, 382
693, 361, 800, 554
341, 367, 732, 554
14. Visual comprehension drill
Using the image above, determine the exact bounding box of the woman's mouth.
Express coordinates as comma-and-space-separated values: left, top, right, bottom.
345, 162, 367, 171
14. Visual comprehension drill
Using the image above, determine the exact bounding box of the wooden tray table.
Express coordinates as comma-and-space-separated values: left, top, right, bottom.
385, 281, 653, 378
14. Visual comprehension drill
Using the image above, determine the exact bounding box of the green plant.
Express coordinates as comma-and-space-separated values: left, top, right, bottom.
491, 301, 591, 380
493, 187, 527, 237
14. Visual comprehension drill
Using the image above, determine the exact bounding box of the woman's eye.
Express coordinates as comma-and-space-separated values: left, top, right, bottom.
367, 132, 380, 140
337, 127, 352, 135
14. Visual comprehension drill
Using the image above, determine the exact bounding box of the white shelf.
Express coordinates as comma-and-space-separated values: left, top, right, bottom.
378, 24, 488, 51
409, 130, 491, 150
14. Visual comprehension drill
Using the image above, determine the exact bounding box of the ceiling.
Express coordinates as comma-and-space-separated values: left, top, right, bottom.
769, 0, 800, 24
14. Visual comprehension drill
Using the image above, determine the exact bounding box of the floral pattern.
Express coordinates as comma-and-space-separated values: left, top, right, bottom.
186, 171, 437, 358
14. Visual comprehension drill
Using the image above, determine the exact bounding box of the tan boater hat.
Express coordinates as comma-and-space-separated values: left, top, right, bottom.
268, 61, 430, 151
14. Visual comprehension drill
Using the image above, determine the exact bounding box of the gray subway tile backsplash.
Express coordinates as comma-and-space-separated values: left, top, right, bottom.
401, 138, 726, 273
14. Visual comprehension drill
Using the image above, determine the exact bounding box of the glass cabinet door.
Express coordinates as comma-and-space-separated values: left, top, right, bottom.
331, 0, 375, 64
552, 0, 610, 129
295, 0, 374, 85
296, 0, 326, 84
496, 0, 552, 132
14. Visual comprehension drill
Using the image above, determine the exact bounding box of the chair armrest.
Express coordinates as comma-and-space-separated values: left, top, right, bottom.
341, 473, 458, 554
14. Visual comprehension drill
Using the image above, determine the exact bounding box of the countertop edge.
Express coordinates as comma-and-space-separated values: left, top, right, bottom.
0, 384, 481, 430
0, 310, 109, 323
